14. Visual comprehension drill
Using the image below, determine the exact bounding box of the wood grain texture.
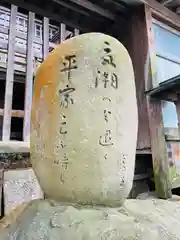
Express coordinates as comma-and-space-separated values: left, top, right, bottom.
145, 5, 172, 199
43, 17, 49, 60
127, 6, 151, 151
60, 23, 66, 43
23, 11, 35, 142
2, 5, 17, 141
139, 0, 180, 30
0, 170, 4, 218
147, 97, 172, 198
175, 99, 180, 137
0, 109, 24, 118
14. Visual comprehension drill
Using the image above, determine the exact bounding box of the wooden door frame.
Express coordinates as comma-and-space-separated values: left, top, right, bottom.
144, 3, 180, 198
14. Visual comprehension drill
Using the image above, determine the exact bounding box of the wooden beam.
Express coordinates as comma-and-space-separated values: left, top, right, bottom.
51, 0, 93, 18
165, 127, 180, 141
128, 6, 151, 150
0, 170, 3, 218
74, 28, 80, 36
145, 5, 172, 199
43, 17, 49, 60
0, 109, 24, 118
136, 149, 151, 154
60, 23, 66, 43
146, 75, 180, 101
137, 0, 180, 28
160, 0, 172, 5
145, 5, 158, 90
176, 7, 180, 15
175, 99, 180, 136
0, 141, 29, 153
2, 0, 105, 32
2, 5, 17, 141
147, 97, 172, 198
23, 12, 35, 142
65, 0, 116, 20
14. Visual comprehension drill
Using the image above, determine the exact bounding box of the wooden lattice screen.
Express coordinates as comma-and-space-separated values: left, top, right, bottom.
0, 4, 80, 152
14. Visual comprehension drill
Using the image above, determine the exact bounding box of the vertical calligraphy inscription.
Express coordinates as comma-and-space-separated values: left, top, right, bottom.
95, 41, 118, 161
104, 109, 111, 123
60, 140, 66, 148
95, 71, 118, 89
59, 115, 67, 135
119, 154, 127, 186
99, 129, 113, 147
56, 54, 78, 183
102, 41, 116, 68
59, 85, 75, 108
61, 153, 69, 170
99, 97, 113, 160
60, 55, 77, 81
95, 41, 118, 89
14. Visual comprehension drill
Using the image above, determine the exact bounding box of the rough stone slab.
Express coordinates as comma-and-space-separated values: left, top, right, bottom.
2, 199, 180, 239
3, 168, 43, 215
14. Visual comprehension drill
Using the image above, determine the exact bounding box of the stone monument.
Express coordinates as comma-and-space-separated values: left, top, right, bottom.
1, 33, 180, 240
30, 32, 138, 207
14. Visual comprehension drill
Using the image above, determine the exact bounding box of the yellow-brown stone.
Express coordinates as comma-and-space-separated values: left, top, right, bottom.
30, 33, 138, 206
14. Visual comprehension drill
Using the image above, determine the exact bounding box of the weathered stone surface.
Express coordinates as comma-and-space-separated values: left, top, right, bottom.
3, 168, 43, 215
30, 33, 138, 207
136, 191, 180, 201
1, 199, 180, 240
0, 201, 30, 229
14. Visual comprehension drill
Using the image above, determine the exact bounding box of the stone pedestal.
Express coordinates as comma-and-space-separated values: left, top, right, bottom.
1, 199, 180, 239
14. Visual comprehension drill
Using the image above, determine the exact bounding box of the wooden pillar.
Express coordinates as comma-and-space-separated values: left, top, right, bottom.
147, 98, 171, 198
128, 5, 172, 198
74, 28, 80, 36
0, 170, 4, 218
129, 6, 151, 152
23, 11, 35, 142
43, 17, 49, 60
2, 5, 17, 141
145, 6, 172, 199
60, 23, 66, 43
175, 99, 180, 136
